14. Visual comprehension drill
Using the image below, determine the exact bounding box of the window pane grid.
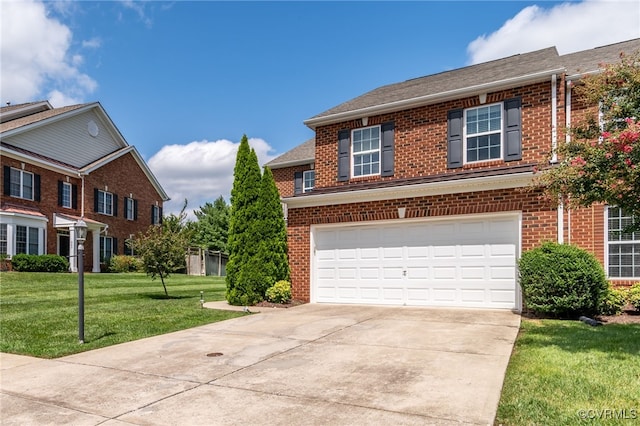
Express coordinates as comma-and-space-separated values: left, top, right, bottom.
303, 171, 315, 193
607, 207, 639, 278
16, 225, 27, 254
126, 198, 134, 220
352, 126, 381, 177
62, 183, 71, 208
98, 190, 114, 215
0, 224, 7, 255
10, 168, 34, 199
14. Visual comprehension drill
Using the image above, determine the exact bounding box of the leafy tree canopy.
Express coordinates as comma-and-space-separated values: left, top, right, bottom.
192, 195, 230, 252
536, 51, 640, 230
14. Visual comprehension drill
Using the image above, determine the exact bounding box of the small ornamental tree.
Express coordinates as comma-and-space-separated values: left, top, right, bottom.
535, 51, 640, 229
226, 136, 263, 305
132, 201, 191, 297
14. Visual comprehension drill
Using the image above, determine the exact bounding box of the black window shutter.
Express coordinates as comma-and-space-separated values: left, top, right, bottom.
159, 207, 163, 224
34, 174, 41, 202
124, 197, 129, 217
447, 109, 464, 168
381, 121, 395, 177
58, 181, 63, 206
113, 194, 118, 217
337, 129, 350, 181
294, 171, 303, 194
113, 238, 118, 255
504, 97, 522, 161
151, 206, 155, 224
72, 184, 78, 209
94, 188, 99, 212
3, 166, 10, 195
133, 199, 138, 220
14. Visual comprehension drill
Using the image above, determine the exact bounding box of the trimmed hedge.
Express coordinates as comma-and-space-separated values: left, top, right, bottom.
266, 280, 292, 304
629, 284, 640, 311
108, 255, 144, 273
11, 254, 69, 273
518, 242, 608, 318
599, 286, 628, 316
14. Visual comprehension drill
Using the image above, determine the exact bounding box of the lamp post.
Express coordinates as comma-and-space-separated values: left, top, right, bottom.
76, 218, 87, 344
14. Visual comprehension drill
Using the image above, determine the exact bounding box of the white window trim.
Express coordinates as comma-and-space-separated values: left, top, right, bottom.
0, 214, 47, 257
61, 182, 72, 208
463, 102, 504, 164
351, 125, 381, 178
10, 167, 34, 200
303, 170, 315, 193
126, 198, 135, 220
152, 205, 161, 225
97, 190, 114, 216
100, 236, 114, 262
605, 206, 640, 279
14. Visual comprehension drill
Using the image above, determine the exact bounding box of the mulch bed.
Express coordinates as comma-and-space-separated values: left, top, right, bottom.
522, 304, 640, 324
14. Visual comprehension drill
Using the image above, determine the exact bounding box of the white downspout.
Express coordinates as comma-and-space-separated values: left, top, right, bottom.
565, 80, 573, 243
551, 74, 558, 163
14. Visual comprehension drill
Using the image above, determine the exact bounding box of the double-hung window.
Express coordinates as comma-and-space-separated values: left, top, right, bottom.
100, 236, 114, 262
96, 190, 114, 215
61, 182, 72, 208
151, 205, 162, 225
607, 207, 639, 278
16, 225, 39, 255
464, 103, 502, 163
303, 170, 315, 193
0, 224, 7, 255
352, 126, 380, 177
125, 198, 136, 220
9, 168, 34, 200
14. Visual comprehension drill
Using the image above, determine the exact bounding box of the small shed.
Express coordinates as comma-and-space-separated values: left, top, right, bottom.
186, 248, 227, 276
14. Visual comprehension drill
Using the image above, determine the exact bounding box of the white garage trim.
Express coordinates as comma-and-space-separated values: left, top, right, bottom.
310, 211, 522, 311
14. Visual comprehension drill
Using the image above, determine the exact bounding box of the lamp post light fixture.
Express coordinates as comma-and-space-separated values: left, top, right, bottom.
76, 218, 88, 344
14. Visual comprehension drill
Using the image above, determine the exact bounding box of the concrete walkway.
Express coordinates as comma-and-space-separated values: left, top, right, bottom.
0, 304, 520, 425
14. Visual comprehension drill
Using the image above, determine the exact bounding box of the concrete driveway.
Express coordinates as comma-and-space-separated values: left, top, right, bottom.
0, 304, 520, 425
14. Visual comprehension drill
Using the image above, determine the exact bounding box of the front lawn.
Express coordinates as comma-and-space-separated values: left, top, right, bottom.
496, 319, 640, 425
0, 272, 244, 358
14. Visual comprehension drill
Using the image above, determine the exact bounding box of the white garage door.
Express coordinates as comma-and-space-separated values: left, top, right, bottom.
312, 214, 520, 309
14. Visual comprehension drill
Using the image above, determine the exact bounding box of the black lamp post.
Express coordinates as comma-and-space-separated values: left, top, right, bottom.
76, 218, 87, 344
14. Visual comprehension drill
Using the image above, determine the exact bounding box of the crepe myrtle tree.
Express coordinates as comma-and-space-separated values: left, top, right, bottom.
535, 51, 640, 230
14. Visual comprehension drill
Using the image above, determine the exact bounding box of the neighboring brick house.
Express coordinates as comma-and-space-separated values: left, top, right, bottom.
1, 101, 169, 272
267, 39, 640, 310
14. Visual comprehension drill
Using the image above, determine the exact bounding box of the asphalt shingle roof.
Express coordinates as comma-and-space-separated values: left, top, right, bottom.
560, 38, 640, 77
266, 138, 315, 168
0, 103, 87, 133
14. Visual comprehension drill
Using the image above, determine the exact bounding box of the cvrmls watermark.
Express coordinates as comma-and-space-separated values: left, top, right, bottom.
577, 409, 637, 420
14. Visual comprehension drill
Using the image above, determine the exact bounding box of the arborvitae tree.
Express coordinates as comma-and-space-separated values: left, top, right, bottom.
192, 195, 230, 252
254, 166, 290, 295
226, 136, 263, 305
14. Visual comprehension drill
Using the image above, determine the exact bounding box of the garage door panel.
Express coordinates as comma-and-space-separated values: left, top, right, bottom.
313, 215, 519, 309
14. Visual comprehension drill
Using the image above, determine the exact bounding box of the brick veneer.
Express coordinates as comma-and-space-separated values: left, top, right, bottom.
1, 152, 163, 271
272, 164, 313, 198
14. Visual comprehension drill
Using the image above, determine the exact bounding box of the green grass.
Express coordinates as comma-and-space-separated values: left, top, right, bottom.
496, 319, 640, 425
0, 272, 244, 358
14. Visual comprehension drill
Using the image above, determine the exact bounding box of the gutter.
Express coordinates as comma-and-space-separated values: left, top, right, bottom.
304, 67, 566, 129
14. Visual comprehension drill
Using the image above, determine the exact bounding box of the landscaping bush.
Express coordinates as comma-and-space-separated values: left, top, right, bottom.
518, 242, 608, 317
11, 254, 69, 272
598, 285, 628, 316
108, 255, 144, 273
628, 284, 640, 311
265, 280, 292, 304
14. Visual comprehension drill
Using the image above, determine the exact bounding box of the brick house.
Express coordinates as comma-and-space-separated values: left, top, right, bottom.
1, 101, 169, 272
267, 39, 640, 310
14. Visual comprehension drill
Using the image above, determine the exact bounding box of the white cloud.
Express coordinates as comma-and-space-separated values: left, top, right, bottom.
148, 138, 277, 219
82, 37, 102, 49
0, 0, 97, 105
467, 0, 640, 64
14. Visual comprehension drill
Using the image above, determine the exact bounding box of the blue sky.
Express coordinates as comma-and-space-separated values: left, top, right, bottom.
2, 0, 639, 216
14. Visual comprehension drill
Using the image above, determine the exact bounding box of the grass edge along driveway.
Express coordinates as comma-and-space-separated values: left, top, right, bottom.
496, 318, 640, 425
0, 272, 244, 358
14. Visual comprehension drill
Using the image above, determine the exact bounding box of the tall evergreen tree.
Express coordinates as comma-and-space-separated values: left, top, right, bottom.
254, 166, 290, 294
226, 136, 263, 305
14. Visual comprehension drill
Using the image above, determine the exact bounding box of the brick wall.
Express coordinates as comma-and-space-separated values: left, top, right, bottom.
271, 164, 313, 198
1, 152, 163, 271
313, 81, 561, 189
